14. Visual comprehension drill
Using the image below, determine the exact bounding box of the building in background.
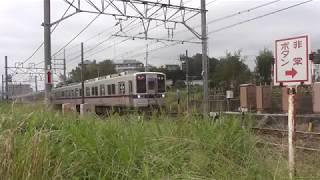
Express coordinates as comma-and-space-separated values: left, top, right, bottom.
114, 60, 144, 73
7, 84, 33, 97
164, 64, 181, 71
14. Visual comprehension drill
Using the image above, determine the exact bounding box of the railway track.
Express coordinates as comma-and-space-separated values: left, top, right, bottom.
252, 127, 320, 152
252, 127, 320, 137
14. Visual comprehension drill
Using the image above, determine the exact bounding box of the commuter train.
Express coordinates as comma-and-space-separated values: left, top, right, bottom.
52, 71, 166, 108
14, 72, 166, 110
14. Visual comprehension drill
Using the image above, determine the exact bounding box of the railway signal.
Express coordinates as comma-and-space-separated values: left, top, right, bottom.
46, 70, 52, 85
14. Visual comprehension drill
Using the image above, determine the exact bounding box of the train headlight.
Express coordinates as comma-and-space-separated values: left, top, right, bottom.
162, 94, 165, 98
137, 95, 141, 98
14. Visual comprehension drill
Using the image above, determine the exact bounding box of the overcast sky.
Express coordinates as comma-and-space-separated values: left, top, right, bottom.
0, 0, 319, 89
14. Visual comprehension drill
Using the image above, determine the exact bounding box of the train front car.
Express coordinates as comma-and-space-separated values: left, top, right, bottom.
133, 72, 166, 108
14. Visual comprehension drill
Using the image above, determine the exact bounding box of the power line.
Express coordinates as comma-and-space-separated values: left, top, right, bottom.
61, 0, 170, 63
82, 0, 276, 62
52, 13, 101, 57
171, 0, 282, 36
207, 0, 281, 24
21, 0, 76, 64
111, 0, 226, 60
62, 0, 192, 66
123, 0, 314, 60
78, 0, 218, 63
207, 0, 313, 35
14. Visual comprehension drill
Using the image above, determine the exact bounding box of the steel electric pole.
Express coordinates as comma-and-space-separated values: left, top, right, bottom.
44, 0, 52, 103
201, 0, 209, 117
81, 42, 85, 104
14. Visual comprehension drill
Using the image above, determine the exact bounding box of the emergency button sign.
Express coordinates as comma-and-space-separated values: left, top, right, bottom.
275, 35, 309, 85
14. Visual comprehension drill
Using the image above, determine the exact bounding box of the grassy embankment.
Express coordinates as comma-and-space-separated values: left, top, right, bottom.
0, 103, 319, 179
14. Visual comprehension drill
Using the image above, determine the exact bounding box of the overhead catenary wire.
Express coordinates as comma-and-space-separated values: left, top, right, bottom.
112, 0, 279, 60
21, 0, 76, 65
54, 0, 303, 70
63, 0, 198, 66
78, 0, 218, 63
54, 0, 170, 64
170, 0, 282, 36
122, 0, 314, 60
51, 13, 101, 57
207, 0, 312, 34
207, 0, 281, 24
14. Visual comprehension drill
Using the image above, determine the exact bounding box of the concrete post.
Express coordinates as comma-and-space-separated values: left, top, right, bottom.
287, 87, 296, 180
62, 103, 77, 114
80, 103, 95, 117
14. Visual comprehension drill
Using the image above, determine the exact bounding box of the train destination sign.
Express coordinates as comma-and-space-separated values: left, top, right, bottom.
274, 35, 310, 86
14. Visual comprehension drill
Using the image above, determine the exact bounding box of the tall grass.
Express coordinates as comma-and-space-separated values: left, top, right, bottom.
0, 103, 318, 179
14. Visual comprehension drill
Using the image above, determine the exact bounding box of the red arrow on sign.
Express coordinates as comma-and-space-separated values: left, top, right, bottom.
285, 68, 298, 78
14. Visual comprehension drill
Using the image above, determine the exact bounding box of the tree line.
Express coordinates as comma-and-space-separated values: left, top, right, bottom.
64, 49, 274, 89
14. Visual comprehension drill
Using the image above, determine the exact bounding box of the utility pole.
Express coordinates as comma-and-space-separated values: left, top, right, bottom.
63, 49, 66, 83
5, 56, 8, 101
145, 43, 149, 72
44, 0, 52, 103
201, 0, 209, 117
35, 76, 38, 92
81, 42, 85, 104
186, 50, 190, 114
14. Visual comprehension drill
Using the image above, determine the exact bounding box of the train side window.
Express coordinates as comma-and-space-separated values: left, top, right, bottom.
75, 88, 78, 97
91, 87, 95, 96
86, 87, 90, 96
100, 85, 105, 95
118, 82, 125, 95
107, 85, 111, 95
71, 90, 74, 97
129, 81, 133, 94
111, 84, 116, 95
95, 87, 98, 96
79, 88, 83, 97
61, 91, 64, 97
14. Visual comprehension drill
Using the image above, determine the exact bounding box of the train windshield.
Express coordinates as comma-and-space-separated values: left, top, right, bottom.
148, 79, 156, 91
157, 74, 165, 93
136, 74, 146, 93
